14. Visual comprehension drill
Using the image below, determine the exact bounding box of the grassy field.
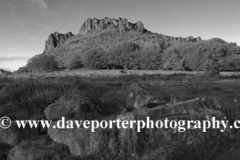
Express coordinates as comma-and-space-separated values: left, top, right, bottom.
1, 73, 240, 159
9, 69, 240, 80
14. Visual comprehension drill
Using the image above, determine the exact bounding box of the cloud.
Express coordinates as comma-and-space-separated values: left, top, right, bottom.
26, 0, 48, 10
0, 57, 30, 71
0, 57, 30, 63
0, 67, 11, 71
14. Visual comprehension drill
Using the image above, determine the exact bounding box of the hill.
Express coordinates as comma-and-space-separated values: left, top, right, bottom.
17, 17, 240, 73
0, 69, 11, 75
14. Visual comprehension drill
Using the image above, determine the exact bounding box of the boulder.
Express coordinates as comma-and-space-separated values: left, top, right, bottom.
113, 97, 228, 155
46, 97, 227, 158
7, 136, 70, 160
44, 94, 95, 120
47, 122, 102, 157
127, 83, 166, 109
0, 121, 39, 147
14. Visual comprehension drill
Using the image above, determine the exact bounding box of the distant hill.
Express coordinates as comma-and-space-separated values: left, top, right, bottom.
0, 69, 12, 75
17, 17, 240, 73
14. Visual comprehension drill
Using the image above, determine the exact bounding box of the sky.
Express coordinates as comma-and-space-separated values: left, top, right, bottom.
0, 0, 240, 71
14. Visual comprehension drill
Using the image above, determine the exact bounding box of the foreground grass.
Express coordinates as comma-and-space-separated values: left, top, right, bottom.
1, 74, 240, 159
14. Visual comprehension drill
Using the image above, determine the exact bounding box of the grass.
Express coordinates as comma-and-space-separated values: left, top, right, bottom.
1, 73, 240, 159
0, 76, 130, 120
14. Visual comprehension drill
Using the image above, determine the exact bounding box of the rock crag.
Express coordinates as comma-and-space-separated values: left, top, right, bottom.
44, 32, 74, 53
79, 17, 147, 34
170, 36, 202, 42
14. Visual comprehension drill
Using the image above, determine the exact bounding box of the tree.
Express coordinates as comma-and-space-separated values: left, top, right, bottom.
162, 42, 187, 70
207, 38, 227, 44
106, 42, 140, 69
138, 48, 162, 70
82, 48, 106, 69
161, 41, 240, 72
65, 54, 83, 69
27, 54, 58, 72
190, 48, 207, 73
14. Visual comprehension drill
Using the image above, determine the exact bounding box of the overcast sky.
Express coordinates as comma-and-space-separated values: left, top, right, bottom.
0, 0, 240, 71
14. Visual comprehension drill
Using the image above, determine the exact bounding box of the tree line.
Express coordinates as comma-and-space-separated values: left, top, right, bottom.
25, 38, 240, 72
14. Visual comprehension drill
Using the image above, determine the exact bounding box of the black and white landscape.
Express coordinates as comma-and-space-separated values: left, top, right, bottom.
1, 0, 240, 160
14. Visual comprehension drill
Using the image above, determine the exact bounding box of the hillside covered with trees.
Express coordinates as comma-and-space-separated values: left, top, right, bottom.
18, 17, 240, 73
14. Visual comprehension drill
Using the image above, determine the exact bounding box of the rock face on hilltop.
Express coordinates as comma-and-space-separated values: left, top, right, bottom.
79, 17, 147, 34
44, 32, 74, 53
170, 36, 202, 42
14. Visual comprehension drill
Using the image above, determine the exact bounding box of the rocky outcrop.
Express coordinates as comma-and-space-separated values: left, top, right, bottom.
0, 121, 39, 147
127, 83, 166, 109
169, 36, 202, 42
113, 97, 228, 156
48, 123, 102, 157
45, 93, 103, 157
44, 32, 74, 53
79, 17, 147, 34
44, 94, 96, 120
46, 86, 227, 158
44, 95, 81, 120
